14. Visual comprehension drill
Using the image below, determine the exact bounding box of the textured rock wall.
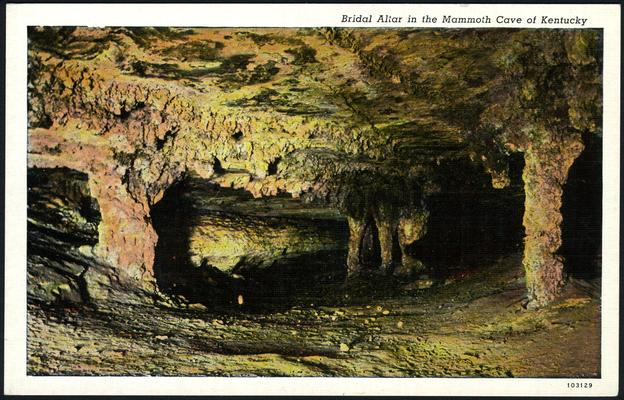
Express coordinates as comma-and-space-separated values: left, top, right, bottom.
27, 168, 152, 304
187, 213, 346, 273
522, 136, 585, 308
27, 27, 602, 306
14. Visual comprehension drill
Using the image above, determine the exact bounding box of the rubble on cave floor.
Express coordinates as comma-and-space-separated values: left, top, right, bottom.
27, 252, 600, 377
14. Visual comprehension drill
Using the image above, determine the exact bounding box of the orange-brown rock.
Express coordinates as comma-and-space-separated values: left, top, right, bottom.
27, 27, 602, 305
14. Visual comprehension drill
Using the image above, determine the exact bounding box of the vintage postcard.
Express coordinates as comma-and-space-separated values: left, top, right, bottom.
4, 3, 620, 396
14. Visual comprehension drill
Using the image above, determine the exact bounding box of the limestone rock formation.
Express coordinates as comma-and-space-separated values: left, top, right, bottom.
151, 177, 348, 275
27, 27, 602, 307
188, 212, 345, 273
27, 168, 154, 304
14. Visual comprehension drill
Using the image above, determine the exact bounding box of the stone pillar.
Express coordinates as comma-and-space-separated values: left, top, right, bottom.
522, 136, 584, 308
346, 215, 366, 277
375, 206, 396, 275
88, 174, 158, 290
396, 208, 429, 276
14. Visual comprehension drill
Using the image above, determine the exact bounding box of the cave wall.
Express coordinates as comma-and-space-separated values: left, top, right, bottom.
28, 167, 100, 304
27, 27, 602, 307
27, 167, 150, 305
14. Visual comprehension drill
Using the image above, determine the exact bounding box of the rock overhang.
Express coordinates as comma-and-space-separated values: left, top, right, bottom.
27, 26, 602, 307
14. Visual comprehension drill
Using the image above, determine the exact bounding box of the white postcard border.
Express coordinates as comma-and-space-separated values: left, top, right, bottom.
5, 3, 620, 396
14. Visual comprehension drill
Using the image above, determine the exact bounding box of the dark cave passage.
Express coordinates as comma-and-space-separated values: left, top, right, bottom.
150, 159, 533, 309
409, 155, 526, 279
560, 133, 603, 279
151, 176, 349, 309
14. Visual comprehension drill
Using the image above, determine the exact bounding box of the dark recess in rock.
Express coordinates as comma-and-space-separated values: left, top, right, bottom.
411, 155, 525, 276
151, 177, 349, 308
560, 133, 602, 279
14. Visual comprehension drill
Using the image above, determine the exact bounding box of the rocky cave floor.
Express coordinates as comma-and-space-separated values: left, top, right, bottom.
28, 252, 600, 377
26, 169, 601, 377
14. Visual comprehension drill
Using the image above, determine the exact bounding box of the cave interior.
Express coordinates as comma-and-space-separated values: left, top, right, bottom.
27, 143, 601, 311
25, 27, 603, 377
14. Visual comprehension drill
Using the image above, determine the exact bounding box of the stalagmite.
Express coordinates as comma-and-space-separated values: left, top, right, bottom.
397, 208, 429, 273
88, 175, 158, 289
522, 135, 585, 308
346, 215, 366, 277
374, 206, 396, 274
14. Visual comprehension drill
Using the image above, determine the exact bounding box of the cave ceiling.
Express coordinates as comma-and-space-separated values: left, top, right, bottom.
29, 27, 601, 206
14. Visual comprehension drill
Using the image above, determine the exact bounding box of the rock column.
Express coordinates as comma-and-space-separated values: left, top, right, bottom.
522, 136, 584, 308
375, 206, 396, 274
88, 174, 158, 290
346, 215, 366, 277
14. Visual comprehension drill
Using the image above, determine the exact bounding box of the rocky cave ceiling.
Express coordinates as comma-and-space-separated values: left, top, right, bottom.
27, 27, 602, 308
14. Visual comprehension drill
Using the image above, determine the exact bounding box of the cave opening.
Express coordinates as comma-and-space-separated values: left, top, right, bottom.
409, 154, 526, 279
559, 133, 603, 280
151, 175, 350, 311
360, 215, 382, 268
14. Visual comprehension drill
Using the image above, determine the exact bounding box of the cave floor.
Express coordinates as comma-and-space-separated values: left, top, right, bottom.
27, 254, 600, 377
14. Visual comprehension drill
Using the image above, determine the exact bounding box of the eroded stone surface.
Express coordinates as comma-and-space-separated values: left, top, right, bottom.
27, 253, 601, 377
27, 27, 602, 305
522, 137, 585, 307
